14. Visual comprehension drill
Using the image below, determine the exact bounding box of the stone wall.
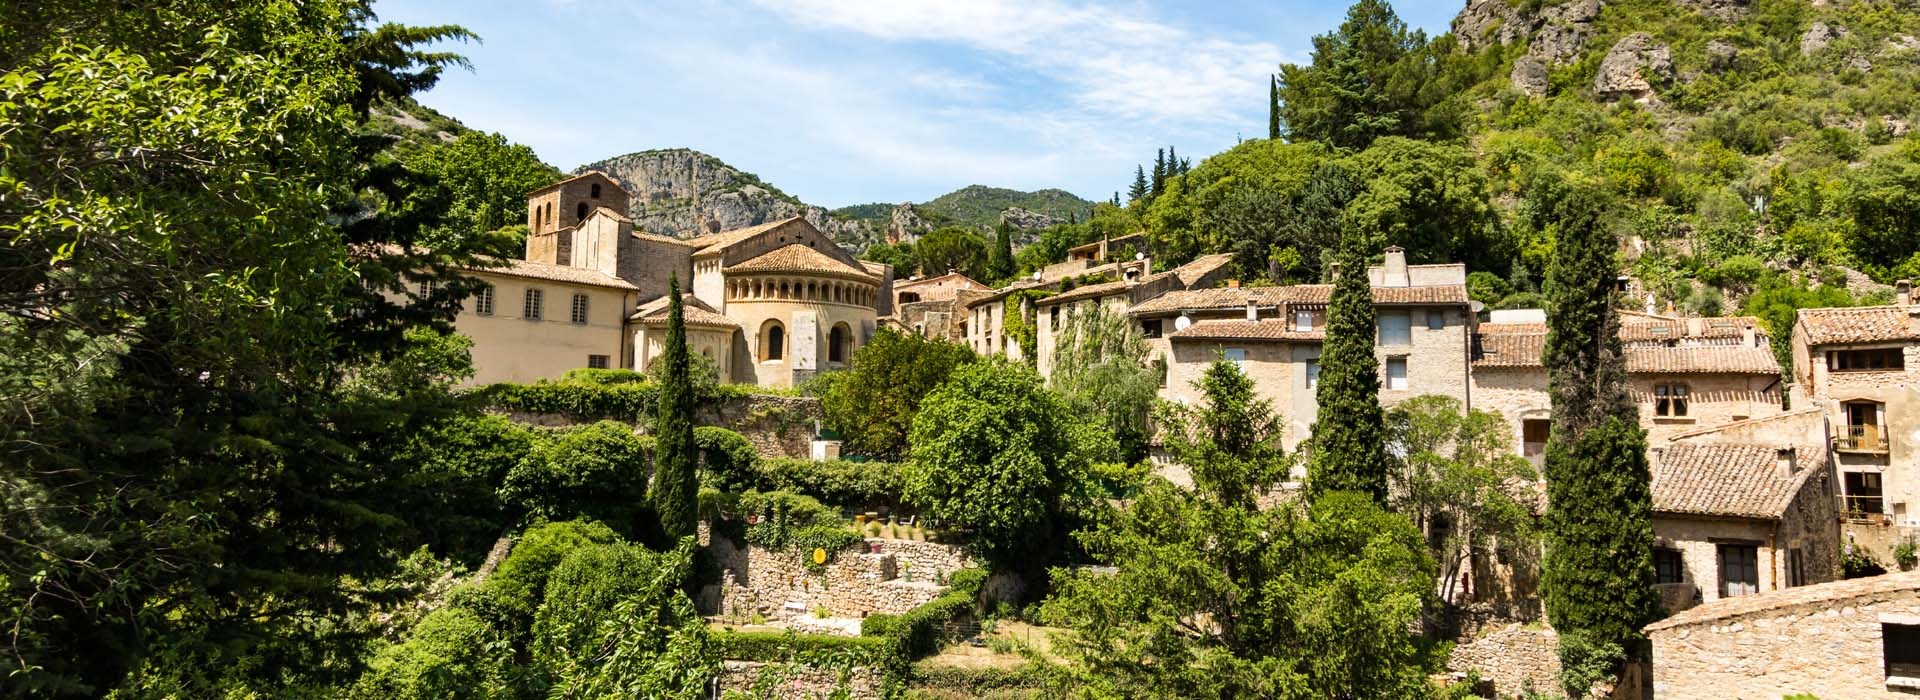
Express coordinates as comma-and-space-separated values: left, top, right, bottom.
707, 533, 968, 624
713, 660, 881, 699
503, 393, 821, 459
1446, 622, 1562, 699
1647, 571, 1920, 699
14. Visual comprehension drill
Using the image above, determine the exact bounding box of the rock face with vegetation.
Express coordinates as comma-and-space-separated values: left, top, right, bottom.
574, 148, 879, 247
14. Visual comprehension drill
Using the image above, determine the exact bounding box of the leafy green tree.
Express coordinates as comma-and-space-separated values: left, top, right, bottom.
1044, 359, 1436, 698
348, 607, 511, 699
1538, 183, 1662, 695
1741, 273, 1856, 372
906, 361, 1092, 571
860, 239, 919, 276
1386, 395, 1540, 605
404, 130, 562, 252
1308, 242, 1388, 503
1048, 302, 1160, 463
1276, 0, 1425, 149
652, 276, 698, 542
500, 421, 652, 534
820, 327, 974, 459
914, 226, 990, 279
1340, 137, 1506, 273
534, 541, 715, 697
986, 221, 1016, 283
1844, 146, 1920, 280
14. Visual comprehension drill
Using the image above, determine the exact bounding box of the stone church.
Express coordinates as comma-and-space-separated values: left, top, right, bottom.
446, 172, 891, 387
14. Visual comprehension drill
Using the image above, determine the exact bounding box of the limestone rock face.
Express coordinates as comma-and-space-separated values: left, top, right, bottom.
1511, 56, 1551, 97
1802, 22, 1847, 56
575, 148, 882, 250
998, 206, 1065, 231
887, 203, 931, 244
1594, 32, 1674, 101
1706, 40, 1739, 71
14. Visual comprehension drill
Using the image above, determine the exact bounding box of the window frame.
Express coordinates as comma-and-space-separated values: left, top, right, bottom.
1426, 310, 1445, 330
474, 284, 495, 316
1305, 359, 1320, 391
570, 293, 590, 325
587, 354, 609, 370
1222, 347, 1247, 370
1378, 311, 1413, 346
1653, 548, 1684, 585
1885, 622, 1920, 683
1384, 357, 1409, 391
1831, 348, 1907, 372
523, 288, 544, 321
762, 322, 786, 362
1655, 383, 1691, 417
1717, 543, 1760, 598
1141, 319, 1163, 339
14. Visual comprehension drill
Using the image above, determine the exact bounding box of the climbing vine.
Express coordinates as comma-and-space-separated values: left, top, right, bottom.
1002, 288, 1056, 365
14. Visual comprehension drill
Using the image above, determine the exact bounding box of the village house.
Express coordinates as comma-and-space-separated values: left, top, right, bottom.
962, 256, 1159, 362
1648, 443, 1840, 613
1790, 286, 1920, 560
444, 172, 889, 387
1031, 253, 1235, 376
882, 271, 986, 342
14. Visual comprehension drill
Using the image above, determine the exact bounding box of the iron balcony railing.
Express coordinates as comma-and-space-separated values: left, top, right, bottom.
1835, 424, 1890, 452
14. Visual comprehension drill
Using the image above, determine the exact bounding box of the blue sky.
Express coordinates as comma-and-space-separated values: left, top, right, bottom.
373, 0, 1459, 208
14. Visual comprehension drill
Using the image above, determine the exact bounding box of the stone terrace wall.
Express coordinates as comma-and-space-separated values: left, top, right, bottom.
1447, 622, 1561, 698
708, 535, 966, 623
504, 393, 821, 458
714, 660, 881, 699
1648, 571, 1920, 699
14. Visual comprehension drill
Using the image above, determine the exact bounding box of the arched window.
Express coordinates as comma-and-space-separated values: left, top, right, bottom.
533, 206, 542, 230
829, 323, 852, 363
575, 202, 589, 221
590, 183, 602, 198
762, 321, 785, 361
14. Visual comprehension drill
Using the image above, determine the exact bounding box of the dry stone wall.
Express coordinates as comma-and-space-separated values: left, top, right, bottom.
713, 660, 881, 699
1446, 622, 1562, 699
503, 393, 820, 458
707, 533, 970, 625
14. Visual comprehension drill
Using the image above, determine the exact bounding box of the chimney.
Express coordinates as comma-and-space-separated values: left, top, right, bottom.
1383, 246, 1409, 288
1227, 279, 1241, 288
1777, 448, 1798, 476
1246, 300, 1258, 321
1899, 279, 1913, 305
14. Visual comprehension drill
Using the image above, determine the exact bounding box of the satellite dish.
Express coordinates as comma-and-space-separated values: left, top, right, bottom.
1175, 315, 1193, 331
1469, 300, 1486, 313
1135, 251, 1146, 260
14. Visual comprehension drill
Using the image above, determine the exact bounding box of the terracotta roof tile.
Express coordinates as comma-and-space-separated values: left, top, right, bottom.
1797, 305, 1920, 345
1473, 316, 1780, 374
630, 296, 738, 328
1127, 287, 1295, 316
1262, 284, 1469, 305
1037, 280, 1131, 306
1619, 315, 1760, 343
528, 170, 621, 195
1471, 332, 1545, 368
1626, 346, 1780, 374
1651, 444, 1824, 520
683, 216, 805, 252
1170, 253, 1235, 287
724, 243, 877, 282
1167, 319, 1324, 342
481, 258, 639, 290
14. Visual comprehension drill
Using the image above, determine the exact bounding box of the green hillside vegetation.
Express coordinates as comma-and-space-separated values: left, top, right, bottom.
835, 185, 1096, 230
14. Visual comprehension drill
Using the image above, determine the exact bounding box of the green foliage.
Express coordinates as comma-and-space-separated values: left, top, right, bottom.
392, 412, 537, 562
1048, 301, 1160, 463
734, 490, 860, 571
907, 361, 1094, 571
403, 130, 561, 251
348, 606, 511, 699
1002, 289, 1055, 364
711, 630, 888, 662
820, 327, 975, 459
916, 226, 992, 279
1308, 242, 1388, 503
536, 540, 716, 700
500, 421, 653, 534
986, 222, 1017, 284
695, 425, 757, 483
737, 457, 908, 511
1538, 185, 1662, 694
1276, 0, 1469, 149
653, 277, 699, 542
1386, 396, 1541, 603
484, 520, 623, 635
471, 376, 766, 421
862, 567, 987, 665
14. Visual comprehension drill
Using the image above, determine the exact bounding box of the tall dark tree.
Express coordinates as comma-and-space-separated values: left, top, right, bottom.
986, 222, 1016, 283
1151, 148, 1167, 197
1269, 74, 1283, 140
1275, 0, 1424, 149
1537, 184, 1661, 695
1128, 165, 1149, 202
651, 275, 698, 542
1166, 146, 1180, 180
1307, 240, 1388, 503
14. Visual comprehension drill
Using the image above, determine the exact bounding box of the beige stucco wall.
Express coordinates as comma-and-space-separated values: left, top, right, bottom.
725, 288, 875, 389
634, 325, 737, 383
453, 270, 632, 385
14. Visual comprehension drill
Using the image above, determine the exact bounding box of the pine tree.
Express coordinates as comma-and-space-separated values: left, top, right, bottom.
1270, 74, 1282, 140
651, 275, 699, 542
1129, 166, 1149, 202
987, 222, 1015, 283
1307, 240, 1388, 503
1537, 183, 1661, 695
1178, 157, 1192, 176
1151, 148, 1167, 197
1110, 192, 1121, 207
1166, 146, 1180, 180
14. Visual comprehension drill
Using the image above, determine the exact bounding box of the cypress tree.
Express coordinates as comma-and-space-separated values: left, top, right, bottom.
1151, 149, 1166, 197
1129, 166, 1149, 202
1269, 74, 1282, 140
987, 222, 1015, 283
651, 274, 699, 542
1307, 240, 1388, 503
1537, 184, 1661, 694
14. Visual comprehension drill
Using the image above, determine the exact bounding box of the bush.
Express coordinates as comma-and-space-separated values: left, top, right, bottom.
392, 413, 537, 563
483, 519, 622, 630
531, 542, 675, 681
711, 630, 888, 663
348, 607, 509, 700
560, 367, 650, 385
695, 426, 757, 486
862, 567, 987, 662
734, 490, 861, 571
470, 379, 766, 421
746, 457, 907, 510
500, 421, 654, 534
819, 327, 976, 459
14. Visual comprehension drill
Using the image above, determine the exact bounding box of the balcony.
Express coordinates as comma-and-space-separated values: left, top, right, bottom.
1835, 425, 1890, 453
1841, 494, 1890, 524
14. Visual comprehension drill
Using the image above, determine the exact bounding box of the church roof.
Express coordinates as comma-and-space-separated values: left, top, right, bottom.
479, 257, 638, 290
630, 296, 739, 328
682, 216, 804, 253
725, 243, 878, 282
528, 170, 623, 196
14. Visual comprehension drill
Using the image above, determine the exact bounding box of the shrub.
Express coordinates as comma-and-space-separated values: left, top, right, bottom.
746, 457, 907, 510
470, 380, 766, 421
560, 367, 650, 385
531, 542, 675, 680
711, 630, 887, 662
392, 413, 537, 563
694, 426, 757, 487
500, 421, 654, 534
483, 519, 621, 630
348, 607, 509, 700
820, 327, 976, 459
734, 490, 861, 570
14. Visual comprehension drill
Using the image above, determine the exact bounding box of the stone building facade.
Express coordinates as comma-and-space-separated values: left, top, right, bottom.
1649, 444, 1840, 612
1646, 570, 1920, 699
1791, 293, 1920, 560
444, 173, 888, 387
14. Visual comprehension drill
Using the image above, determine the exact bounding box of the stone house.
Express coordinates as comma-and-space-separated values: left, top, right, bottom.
1648, 444, 1839, 613
1646, 570, 1920, 699
1032, 253, 1235, 376
963, 254, 1175, 364
1790, 291, 1920, 560
1471, 310, 1782, 465
444, 172, 889, 387
883, 271, 986, 342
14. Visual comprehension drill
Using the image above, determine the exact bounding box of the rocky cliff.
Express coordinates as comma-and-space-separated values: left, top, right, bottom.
574, 149, 882, 249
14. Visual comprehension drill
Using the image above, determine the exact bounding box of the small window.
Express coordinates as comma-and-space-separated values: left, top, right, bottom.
590, 183, 601, 199
1295, 309, 1315, 331
1718, 543, 1759, 598
1223, 347, 1246, 370
1831, 348, 1907, 371
1385, 358, 1409, 391
1154, 356, 1168, 388
587, 354, 609, 369
1305, 360, 1320, 390
1050, 306, 1060, 328
1378, 312, 1412, 346
524, 288, 544, 321
829, 324, 850, 363
417, 279, 435, 297
1142, 319, 1163, 338
474, 284, 495, 316
1655, 383, 1690, 417
1426, 311, 1445, 330
575, 202, 589, 221
570, 293, 589, 325
1788, 547, 1805, 587
1654, 548, 1684, 584
1885, 622, 1920, 682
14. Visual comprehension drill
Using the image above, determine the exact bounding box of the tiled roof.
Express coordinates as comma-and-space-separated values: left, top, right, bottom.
724, 243, 877, 282
1472, 332, 1545, 368
1647, 570, 1920, 633
1650, 444, 1821, 520
1126, 287, 1295, 316
1037, 280, 1131, 306
1170, 253, 1235, 287
1167, 319, 1324, 342
632, 231, 692, 246
1797, 305, 1920, 345
629, 296, 738, 328
967, 279, 1054, 307
683, 216, 803, 252
1477, 321, 1547, 335
1625, 346, 1780, 374
479, 258, 639, 290
1277, 284, 1470, 305
588, 205, 633, 224
1619, 315, 1760, 343
528, 170, 620, 195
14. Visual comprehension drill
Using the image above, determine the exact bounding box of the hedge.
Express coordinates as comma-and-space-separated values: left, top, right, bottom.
468, 380, 771, 421
711, 630, 887, 663
906, 662, 1051, 695
746, 457, 906, 510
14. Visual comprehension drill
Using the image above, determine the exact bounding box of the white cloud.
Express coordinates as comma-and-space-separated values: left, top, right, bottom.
749, 0, 1284, 125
